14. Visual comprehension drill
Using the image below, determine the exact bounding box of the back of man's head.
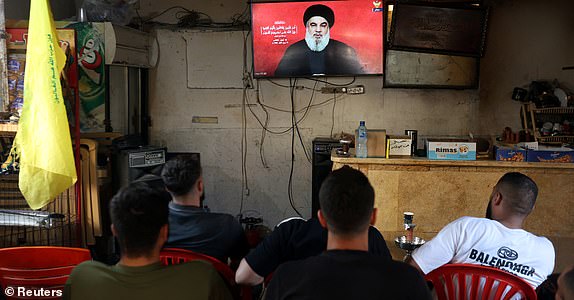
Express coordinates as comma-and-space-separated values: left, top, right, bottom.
319, 165, 374, 236
558, 265, 574, 300
161, 155, 202, 196
496, 172, 538, 216
110, 182, 169, 258
133, 173, 171, 203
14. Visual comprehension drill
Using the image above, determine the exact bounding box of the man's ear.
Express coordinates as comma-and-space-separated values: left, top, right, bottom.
111, 224, 117, 237
317, 210, 328, 229
196, 177, 204, 194
158, 224, 169, 245
492, 191, 503, 206
370, 208, 377, 226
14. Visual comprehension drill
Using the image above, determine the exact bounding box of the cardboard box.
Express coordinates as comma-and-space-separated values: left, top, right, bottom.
495, 146, 527, 162
427, 139, 476, 160
387, 135, 411, 157
526, 146, 574, 163
355, 129, 387, 157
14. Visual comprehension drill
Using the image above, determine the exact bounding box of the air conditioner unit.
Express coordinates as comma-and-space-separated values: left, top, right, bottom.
104, 23, 158, 68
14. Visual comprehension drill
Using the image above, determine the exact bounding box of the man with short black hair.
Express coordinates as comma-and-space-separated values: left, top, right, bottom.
264, 166, 431, 300
64, 183, 232, 300
409, 172, 555, 288
161, 155, 248, 263
556, 265, 574, 300
274, 4, 364, 76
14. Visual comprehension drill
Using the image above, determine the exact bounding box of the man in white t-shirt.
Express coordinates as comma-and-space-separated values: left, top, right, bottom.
408, 172, 555, 288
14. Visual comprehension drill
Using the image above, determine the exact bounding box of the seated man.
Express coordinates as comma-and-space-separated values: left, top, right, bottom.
556, 265, 574, 300
161, 155, 249, 263
264, 166, 431, 299
409, 172, 555, 288
64, 183, 232, 300
235, 215, 391, 285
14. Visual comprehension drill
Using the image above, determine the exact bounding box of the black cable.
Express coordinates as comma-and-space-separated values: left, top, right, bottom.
256, 81, 270, 168
288, 79, 303, 218
265, 78, 321, 91
239, 28, 252, 216
244, 81, 336, 136
142, 6, 247, 28
330, 91, 337, 138
292, 80, 317, 163
266, 79, 291, 88
310, 77, 357, 86
134, 9, 143, 29
141, 6, 195, 23
231, 3, 250, 26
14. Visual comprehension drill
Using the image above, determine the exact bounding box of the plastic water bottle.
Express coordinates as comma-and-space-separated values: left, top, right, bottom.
356, 121, 368, 158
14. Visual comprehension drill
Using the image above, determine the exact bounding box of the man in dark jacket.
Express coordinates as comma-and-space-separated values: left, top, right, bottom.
161, 155, 249, 263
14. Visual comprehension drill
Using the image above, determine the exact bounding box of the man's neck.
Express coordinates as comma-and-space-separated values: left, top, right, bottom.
172, 193, 200, 207
118, 253, 160, 267
326, 230, 369, 252
495, 216, 525, 230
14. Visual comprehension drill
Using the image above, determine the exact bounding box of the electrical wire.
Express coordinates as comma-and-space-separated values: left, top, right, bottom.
141, 6, 201, 23
310, 77, 357, 86
256, 80, 270, 168
288, 79, 303, 218
230, 4, 250, 26
141, 5, 248, 28
238, 26, 252, 216
330, 92, 337, 138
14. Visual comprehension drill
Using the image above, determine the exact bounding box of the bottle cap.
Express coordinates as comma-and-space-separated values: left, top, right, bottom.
359, 121, 365, 126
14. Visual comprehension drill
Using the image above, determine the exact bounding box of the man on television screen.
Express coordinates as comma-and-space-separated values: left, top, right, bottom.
274, 4, 364, 77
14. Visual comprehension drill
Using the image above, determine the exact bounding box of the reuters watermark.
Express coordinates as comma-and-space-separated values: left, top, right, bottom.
4, 286, 63, 298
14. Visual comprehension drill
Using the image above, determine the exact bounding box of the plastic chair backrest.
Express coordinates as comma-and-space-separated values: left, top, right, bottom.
425, 264, 537, 300
160, 248, 251, 300
0, 246, 91, 299
160, 248, 235, 283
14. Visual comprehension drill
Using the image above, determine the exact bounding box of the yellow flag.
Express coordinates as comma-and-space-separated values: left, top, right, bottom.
12, 0, 77, 209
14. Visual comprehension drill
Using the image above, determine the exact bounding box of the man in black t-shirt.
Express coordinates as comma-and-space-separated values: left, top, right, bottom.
235, 217, 391, 285
264, 166, 431, 300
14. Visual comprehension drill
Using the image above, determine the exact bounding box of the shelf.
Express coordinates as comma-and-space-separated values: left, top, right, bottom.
535, 135, 574, 144
531, 107, 574, 114
0, 123, 18, 134
524, 103, 574, 145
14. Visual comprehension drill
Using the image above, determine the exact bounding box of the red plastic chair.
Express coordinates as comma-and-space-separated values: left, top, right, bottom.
0, 246, 91, 299
425, 264, 537, 300
160, 248, 251, 300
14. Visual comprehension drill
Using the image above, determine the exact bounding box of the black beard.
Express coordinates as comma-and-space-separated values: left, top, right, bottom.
485, 201, 492, 219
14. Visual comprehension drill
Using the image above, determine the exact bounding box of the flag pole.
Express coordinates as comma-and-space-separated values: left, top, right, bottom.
0, 0, 10, 112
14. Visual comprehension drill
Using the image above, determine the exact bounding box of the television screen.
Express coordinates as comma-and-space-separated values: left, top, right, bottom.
251, 0, 384, 78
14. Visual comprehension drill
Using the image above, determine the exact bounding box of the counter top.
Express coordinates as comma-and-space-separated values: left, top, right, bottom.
331, 152, 574, 169
331, 151, 574, 271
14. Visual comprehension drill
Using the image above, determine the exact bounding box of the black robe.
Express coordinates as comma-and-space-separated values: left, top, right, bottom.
274, 39, 365, 77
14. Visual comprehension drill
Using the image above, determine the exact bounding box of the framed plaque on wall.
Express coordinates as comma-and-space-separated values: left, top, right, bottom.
389, 3, 488, 57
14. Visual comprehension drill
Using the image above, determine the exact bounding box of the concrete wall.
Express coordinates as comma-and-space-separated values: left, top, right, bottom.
148, 32, 479, 226
5, 0, 76, 20
145, 0, 572, 227
479, 0, 574, 134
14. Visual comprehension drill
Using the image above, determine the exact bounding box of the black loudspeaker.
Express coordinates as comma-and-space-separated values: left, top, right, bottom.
113, 146, 167, 191
311, 137, 342, 219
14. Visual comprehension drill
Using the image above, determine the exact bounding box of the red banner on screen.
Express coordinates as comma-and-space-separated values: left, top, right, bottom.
252, 0, 384, 78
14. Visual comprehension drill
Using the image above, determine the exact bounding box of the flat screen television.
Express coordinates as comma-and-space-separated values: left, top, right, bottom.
251, 0, 384, 78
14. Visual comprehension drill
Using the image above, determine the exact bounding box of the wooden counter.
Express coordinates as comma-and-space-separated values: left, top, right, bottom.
332, 154, 574, 271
